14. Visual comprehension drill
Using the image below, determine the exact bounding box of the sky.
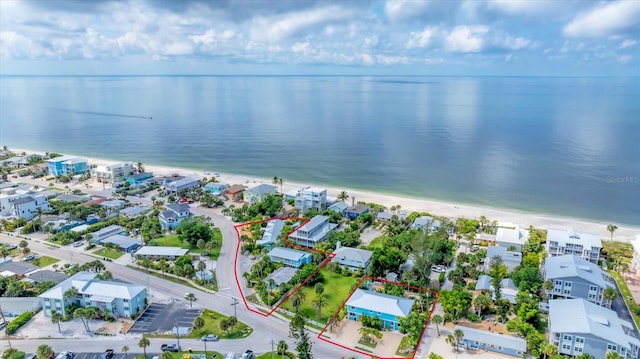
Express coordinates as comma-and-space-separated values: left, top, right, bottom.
0, 0, 639, 76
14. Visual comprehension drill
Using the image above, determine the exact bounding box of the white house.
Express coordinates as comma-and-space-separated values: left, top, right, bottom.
547, 228, 602, 264
165, 176, 201, 194
331, 245, 373, 271
496, 227, 530, 252
92, 162, 136, 183
0, 192, 50, 220
243, 184, 278, 205
294, 187, 327, 212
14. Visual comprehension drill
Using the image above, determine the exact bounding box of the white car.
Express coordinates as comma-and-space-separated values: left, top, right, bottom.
431, 265, 446, 273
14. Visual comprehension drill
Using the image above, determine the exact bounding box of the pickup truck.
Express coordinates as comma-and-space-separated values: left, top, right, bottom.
99, 350, 114, 359
161, 344, 181, 352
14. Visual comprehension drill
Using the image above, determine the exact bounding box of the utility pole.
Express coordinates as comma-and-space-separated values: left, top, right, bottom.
203, 338, 207, 358
175, 321, 180, 349
0, 305, 12, 349
271, 339, 275, 359
231, 297, 239, 318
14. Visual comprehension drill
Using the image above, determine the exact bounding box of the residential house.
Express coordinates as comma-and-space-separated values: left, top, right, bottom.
288, 215, 337, 248
331, 245, 373, 271
126, 172, 154, 186
244, 184, 278, 205
327, 201, 348, 215
0, 297, 41, 317
543, 254, 614, 307
99, 234, 142, 253
92, 162, 135, 183
54, 193, 90, 203
0, 262, 39, 277
255, 219, 284, 248
412, 216, 441, 232
496, 227, 530, 252
1, 194, 50, 220
294, 187, 327, 212
159, 203, 191, 229
631, 235, 640, 274
485, 246, 522, 273
120, 206, 149, 219
376, 212, 409, 222
345, 204, 370, 220
134, 246, 188, 260
204, 182, 229, 196
88, 225, 125, 243
264, 267, 298, 290
475, 275, 519, 304
456, 325, 527, 358
346, 289, 414, 330
548, 298, 640, 359
47, 156, 89, 177
27, 270, 69, 285
224, 185, 247, 201
165, 176, 201, 194
268, 247, 312, 268
546, 228, 602, 264
39, 271, 146, 318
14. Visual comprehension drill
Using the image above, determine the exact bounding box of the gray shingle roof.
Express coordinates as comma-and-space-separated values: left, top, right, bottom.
12, 196, 35, 205
347, 289, 414, 318
346, 204, 370, 214
0, 261, 39, 275
544, 254, 611, 289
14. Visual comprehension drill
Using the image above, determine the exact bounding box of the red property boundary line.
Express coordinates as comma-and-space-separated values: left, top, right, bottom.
318, 275, 439, 359
232, 216, 336, 318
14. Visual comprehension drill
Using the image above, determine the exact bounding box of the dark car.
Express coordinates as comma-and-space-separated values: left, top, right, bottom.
99, 350, 114, 359
161, 344, 181, 352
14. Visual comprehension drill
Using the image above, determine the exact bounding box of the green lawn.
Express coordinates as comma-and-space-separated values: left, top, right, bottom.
190, 309, 253, 339
256, 352, 295, 359
93, 248, 124, 259
395, 336, 416, 357
281, 268, 360, 323
609, 270, 640, 328
149, 229, 222, 259
368, 236, 385, 249
34, 256, 59, 267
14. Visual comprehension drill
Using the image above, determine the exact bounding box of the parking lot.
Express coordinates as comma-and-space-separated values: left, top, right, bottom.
68, 354, 160, 359
129, 302, 201, 334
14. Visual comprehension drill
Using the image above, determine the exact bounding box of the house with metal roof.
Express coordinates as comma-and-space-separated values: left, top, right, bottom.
288, 215, 337, 248
475, 275, 519, 304
549, 298, 640, 359
159, 202, 191, 229
88, 224, 125, 243
346, 289, 414, 330
327, 201, 349, 215
485, 246, 522, 273
134, 246, 189, 259
546, 228, 602, 263
376, 211, 409, 222
120, 206, 149, 219
204, 182, 229, 196
27, 270, 69, 284
39, 271, 146, 318
54, 193, 90, 203
345, 204, 370, 220
495, 227, 529, 252
331, 245, 373, 271
165, 176, 201, 194
268, 247, 312, 268
412, 216, 442, 232
543, 254, 614, 307
456, 325, 527, 357
256, 219, 284, 248
99, 234, 142, 253
264, 267, 298, 290
243, 183, 278, 205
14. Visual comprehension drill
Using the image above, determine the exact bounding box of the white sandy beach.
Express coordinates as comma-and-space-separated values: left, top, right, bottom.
12, 147, 640, 240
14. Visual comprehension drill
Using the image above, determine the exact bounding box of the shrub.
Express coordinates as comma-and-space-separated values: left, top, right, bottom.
85, 243, 96, 250
466, 313, 481, 322
7, 311, 33, 334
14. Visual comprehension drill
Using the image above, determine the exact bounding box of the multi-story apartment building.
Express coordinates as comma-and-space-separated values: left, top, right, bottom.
47, 156, 89, 177
544, 254, 614, 307
92, 162, 135, 183
546, 228, 602, 263
294, 187, 327, 212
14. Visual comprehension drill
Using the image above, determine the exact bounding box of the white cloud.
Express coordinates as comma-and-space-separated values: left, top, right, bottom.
360, 53, 374, 65
486, 0, 555, 15
291, 42, 310, 53
563, 0, 640, 38
385, 0, 433, 22
250, 6, 353, 42
376, 55, 409, 65
501, 36, 530, 50
620, 39, 637, 49
618, 55, 632, 63
445, 25, 488, 53
406, 27, 437, 49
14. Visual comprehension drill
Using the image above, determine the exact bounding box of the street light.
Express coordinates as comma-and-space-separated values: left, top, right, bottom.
203, 338, 207, 358
231, 297, 239, 318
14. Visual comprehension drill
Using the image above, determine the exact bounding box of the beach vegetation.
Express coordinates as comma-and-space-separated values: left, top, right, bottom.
456, 218, 479, 234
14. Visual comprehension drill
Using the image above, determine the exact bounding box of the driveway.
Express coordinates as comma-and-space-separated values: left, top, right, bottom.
611, 278, 639, 338
324, 319, 405, 358
129, 302, 201, 334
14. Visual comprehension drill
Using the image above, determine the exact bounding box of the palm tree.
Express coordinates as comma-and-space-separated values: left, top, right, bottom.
453, 328, 464, 352
473, 293, 492, 316
542, 343, 558, 359
291, 291, 305, 312
0, 245, 9, 262
185, 293, 196, 308
160, 353, 173, 359
576, 354, 594, 359
606, 351, 622, 359
272, 176, 280, 191
479, 215, 488, 232
337, 191, 349, 202
138, 336, 150, 358
277, 340, 288, 357
445, 334, 457, 352
278, 177, 284, 193
431, 314, 443, 337
36, 344, 54, 359
604, 287, 617, 304
122, 346, 129, 359
313, 294, 328, 321
136, 162, 145, 173
63, 286, 78, 307
543, 279, 554, 295
607, 224, 618, 242
50, 309, 63, 333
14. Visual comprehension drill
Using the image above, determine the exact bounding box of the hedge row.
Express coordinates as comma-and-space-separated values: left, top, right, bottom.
7, 311, 33, 334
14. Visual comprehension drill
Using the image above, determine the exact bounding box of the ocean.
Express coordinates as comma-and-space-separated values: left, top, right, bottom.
0, 75, 638, 225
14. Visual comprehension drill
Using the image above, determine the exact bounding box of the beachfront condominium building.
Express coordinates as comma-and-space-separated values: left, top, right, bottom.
294, 187, 327, 212
244, 184, 278, 205
165, 176, 201, 194
39, 271, 146, 318
496, 226, 530, 252
288, 215, 337, 247
92, 162, 135, 183
47, 156, 89, 177
549, 298, 640, 359
346, 289, 414, 330
546, 228, 602, 263
543, 254, 615, 307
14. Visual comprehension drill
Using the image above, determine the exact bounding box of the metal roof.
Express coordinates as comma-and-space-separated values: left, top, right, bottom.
135, 246, 189, 256
544, 254, 611, 289
347, 289, 414, 318
547, 228, 602, 250
456, 325, 527, 352
268, 247, 311, 262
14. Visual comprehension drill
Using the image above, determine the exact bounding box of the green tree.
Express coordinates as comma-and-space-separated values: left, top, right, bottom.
604, 287, 617, 303
473, 293, 492, 316
606, 352, 622, 359
431, 314, 443, 337
160, 353, 173, 359
289, 312, 313, 359
337, 191, 349, 202
138, 336, 150, 358
542, 343, 558, 359
313, 294, 328, 321
445, 334, 457, 352
453, 329, 464, 352
178, 216, 214, 245
439, 289, 472, 320
314, 282, 324, 295
488, 256, 507, 302
63, 286, 78, 306
0, 245, 9, 262
277, 340, 289, 356
122, 346, 129, 359
36, 345, 54, 359
51, 309, 63, 333
428, 354, 444, 359
185, 293, 196, 308
193, 316, 204, 330
607, 224, 618, 242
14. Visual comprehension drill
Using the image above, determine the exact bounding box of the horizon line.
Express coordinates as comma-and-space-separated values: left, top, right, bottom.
1, 74, 638, 78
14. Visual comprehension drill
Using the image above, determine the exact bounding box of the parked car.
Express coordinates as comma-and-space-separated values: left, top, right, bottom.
55, 352, 74, 359
431, 265, 446, 273
201, 334, 219, 342
470, 245, 480, 252
23, 254, 36, 261
6, 244, 17, 250
24, 354, 36, 359
161, 344, 181, 352
99, 350, 114, 359
72, 241, 84, 247
241, 350, 255, 359
0, 321, 6, 330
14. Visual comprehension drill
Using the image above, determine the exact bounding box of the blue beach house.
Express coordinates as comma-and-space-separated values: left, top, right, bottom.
346, 289, 414, 330
47, 156, 89, 177
159, 203, 191, 229
456, 325, 527, 357
204, 182, 229, 196
126, 172, 154, 186
345, 204, 370, 220
268, 247, 312, 268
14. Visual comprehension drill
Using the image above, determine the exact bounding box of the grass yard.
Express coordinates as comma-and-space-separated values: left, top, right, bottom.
395, 336, 416, 357
281, 268, 360, 323
93, 247, 124, 259
609, 271, 640, 328
368, 236, 385, 249
256, 352, 295, 359
358, 336, 378, 349
34, 256, 59, 267
191, 308, 253, 339
149, 229, 222, 259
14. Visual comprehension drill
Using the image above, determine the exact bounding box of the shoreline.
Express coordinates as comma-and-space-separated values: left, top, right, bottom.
9, 147, 640, 240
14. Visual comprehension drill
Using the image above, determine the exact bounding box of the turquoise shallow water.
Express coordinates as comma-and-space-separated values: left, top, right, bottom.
0, 75, 638, 225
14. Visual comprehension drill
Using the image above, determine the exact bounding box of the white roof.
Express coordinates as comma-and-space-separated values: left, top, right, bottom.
543, 254, 611, 288
456, 325, 527, 352
486, 246, 522, 265
39, 271, 144, 301
332, 247, 373, 265
135, 246, 189, 256
496, 227, 529, 246
268, 247, 311, 262
547, 228, 602, 250
347, 289, 414, 318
